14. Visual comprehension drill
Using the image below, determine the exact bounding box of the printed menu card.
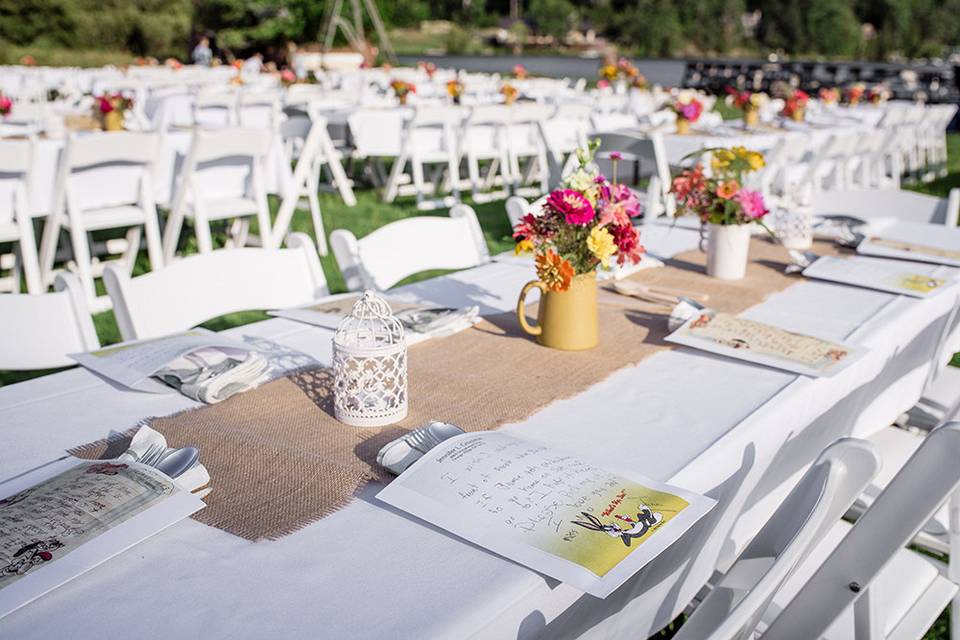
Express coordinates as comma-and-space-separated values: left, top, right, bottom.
857, 220, 960, 267
666, 309, 864, 377
377, 431, 715, 598
0, 457, 204, 619
802, 255, 953, 298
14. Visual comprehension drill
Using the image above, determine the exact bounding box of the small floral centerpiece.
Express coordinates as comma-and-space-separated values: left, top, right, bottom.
781, 88, 809, 122
165, 57, 183, 70
726, 88, 767, 127
617, 58, 648, 90
670, 146, 769, 280
95, 93, 134, 131
280, 68, 297, 85
868, 84, 891, 105
500, 82, 519, 105
513, 64, 528, 80
418, 61, 438, 78
0, 93, 12, 118
846, 83, 866, 106
513, 143, 644, 350
20, 55, 35, 66
390, 79, 416, 105
447, 79, 464, 104
818, 87, 839, 105
598, 64, 618, 83
671, 90, 704, 135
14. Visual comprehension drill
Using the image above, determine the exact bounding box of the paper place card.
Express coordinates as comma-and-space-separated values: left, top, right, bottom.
665, 309, 864, 377
69, 329, 258, 392
0, 457, 204, 619
377, 431, 715, 598
857, 220, 960, 267
270, 293, 480, 344
803, 255, 953, 298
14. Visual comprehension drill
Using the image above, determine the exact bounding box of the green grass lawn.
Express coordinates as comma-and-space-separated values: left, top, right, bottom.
2, 132, 957, 639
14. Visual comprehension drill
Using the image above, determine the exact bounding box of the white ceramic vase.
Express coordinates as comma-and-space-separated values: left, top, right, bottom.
703, 223, 751, 280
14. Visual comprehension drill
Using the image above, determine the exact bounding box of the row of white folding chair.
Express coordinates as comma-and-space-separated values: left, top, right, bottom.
681, 422, 960, 640
37, 131, 164, 312
0, 139, 43, 294
330, 204, 490, 292
151, 88, 284, 132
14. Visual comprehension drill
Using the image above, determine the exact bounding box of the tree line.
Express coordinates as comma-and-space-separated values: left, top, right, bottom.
1, 0, 958, 62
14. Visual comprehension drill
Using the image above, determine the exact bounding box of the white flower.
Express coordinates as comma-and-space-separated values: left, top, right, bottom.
565, 168, 597, 192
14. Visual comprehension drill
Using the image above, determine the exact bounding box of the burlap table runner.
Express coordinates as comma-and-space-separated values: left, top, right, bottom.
72, 238, 843, 541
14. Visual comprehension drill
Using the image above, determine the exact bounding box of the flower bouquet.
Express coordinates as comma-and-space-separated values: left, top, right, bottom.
390, 79, 416, 105
513, 143, 644, 350
280, 68, 297, 85
846, 83, 865, 106
418, 61, 438, 78
781, 88, 809, 122
513, 64, 528, 80
0, 93, 12, 118
447, 79, 464, 104
818, 87, 839, 106
726, 88, 767, 127
670, 146, 769, 280
671, 90, 704, 135
868, 84, 891, 105
95, 93, 134, 131
500, 83, 519, 105
598, 64, 619, 83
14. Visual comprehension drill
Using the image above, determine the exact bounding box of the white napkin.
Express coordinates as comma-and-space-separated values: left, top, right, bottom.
154, 347, 269, 404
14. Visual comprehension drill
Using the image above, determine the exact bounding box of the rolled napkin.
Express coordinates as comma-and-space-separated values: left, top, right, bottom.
154, 347, 270, 404
377, 421, 466, 476
394, 306, 481, 340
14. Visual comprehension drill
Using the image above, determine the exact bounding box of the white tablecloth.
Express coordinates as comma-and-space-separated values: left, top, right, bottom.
2, 222, 959, 639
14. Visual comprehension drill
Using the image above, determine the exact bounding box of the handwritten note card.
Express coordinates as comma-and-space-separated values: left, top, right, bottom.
377, 432, 714, 597
0, 458, 204, 618
803, 256, 953, 298
666, 309, 864, 377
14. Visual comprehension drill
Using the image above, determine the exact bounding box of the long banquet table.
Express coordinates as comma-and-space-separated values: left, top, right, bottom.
2, 221, 959, 639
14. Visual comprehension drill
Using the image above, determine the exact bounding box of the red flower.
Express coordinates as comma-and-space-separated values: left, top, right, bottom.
98, 97, 114, 114
610, 224, 644, 265
546, 188, 596, 226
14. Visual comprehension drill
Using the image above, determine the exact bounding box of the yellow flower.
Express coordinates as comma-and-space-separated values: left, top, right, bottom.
745, 151, 765, 170
536, 250, 575, 292
515, 238, 534, 255
711, 149, 735, 172
587, 226, 617, 268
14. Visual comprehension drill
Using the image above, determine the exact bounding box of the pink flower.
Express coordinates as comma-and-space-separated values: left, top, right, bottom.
609, 151, 623, 161
716, 180, 740, 200
0, 95, 11, 117
546, 189, 596, 226
679, 101, 703, 122
736, 188, 769, 219
611, 184, 640, 217
98, 97, 114, 114
610, 224, 644, 265
597, 79, 610, 89
280, 69, 296, 83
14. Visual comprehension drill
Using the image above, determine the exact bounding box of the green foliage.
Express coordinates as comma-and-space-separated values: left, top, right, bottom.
528, 0, 576, 40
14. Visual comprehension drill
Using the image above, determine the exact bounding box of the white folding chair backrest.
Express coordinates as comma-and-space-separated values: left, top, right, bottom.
104, 233, 327, 341
675, 438, 880, 640
348, 109, 407, 157
57, 132, 159, 212
813, 189, 959, 227
238, 90, 282, 129
330, 205, 490, 291
181, 127, 272, 200
0, 272, 99, 370
193, 89, 238, 128
764, 422, 960, 639
0, 138, 32, 226
505, 195, 531, 228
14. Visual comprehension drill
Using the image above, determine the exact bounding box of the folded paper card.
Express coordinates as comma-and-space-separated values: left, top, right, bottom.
0, 454, 205, 619
377, 431, 715, 598
802, 255, 954, 298
665, 308, 865, 377
857, 220, 960, 267
69, 329, 267, 401
270, 293, 481, 344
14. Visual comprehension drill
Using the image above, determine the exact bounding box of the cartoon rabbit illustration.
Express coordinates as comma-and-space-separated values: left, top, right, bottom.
572, 504, 664, 547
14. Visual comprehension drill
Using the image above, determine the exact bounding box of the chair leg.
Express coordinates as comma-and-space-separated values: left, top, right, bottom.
142, 209, 164, 271
17, 216, 43, 294
232, 218, 250, 248
307, 187, 328, 255
195, 213, 214, 254
384, 154, 407, 203
38, 212, 63, 287
120, 227, 142, 272
411, 157, 427, 208
67, 223, 97, 308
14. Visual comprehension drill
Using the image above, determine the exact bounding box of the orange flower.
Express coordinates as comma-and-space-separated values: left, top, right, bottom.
536, 250, 574, 292
716, 180, 740, 200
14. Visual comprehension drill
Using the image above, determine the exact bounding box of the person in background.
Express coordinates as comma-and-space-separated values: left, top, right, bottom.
241, 53, 264, 79
192, 36, 212, 67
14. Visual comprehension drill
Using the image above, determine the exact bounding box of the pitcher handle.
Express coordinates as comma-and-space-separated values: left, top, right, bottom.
517, 280, 547, 336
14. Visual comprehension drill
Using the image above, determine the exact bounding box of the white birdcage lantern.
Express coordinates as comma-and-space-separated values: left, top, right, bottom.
332, 291, 408, 427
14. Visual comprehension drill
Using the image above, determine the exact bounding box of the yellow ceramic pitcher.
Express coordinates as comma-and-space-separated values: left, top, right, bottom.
516, 272, 599, 351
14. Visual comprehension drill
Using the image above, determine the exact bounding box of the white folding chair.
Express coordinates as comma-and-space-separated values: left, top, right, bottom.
461, 105, 513, 202
193, 88, 239, 129
0, 138, 42, 294
162, 128, 274, 261
758, 422, 960, 639
540, 102, 592, 183
38, 132, 164, 312
812, 189, 960, 227
105, 232, 327, 341
505, 195, 531, 228
676, 438, 881, 640
330, 204, 490, 291
505, 104, 551, 198
383, 106, 464, 210
237, 90, 282, 130
0, 272, 99, 370
347, 108, 407, 190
